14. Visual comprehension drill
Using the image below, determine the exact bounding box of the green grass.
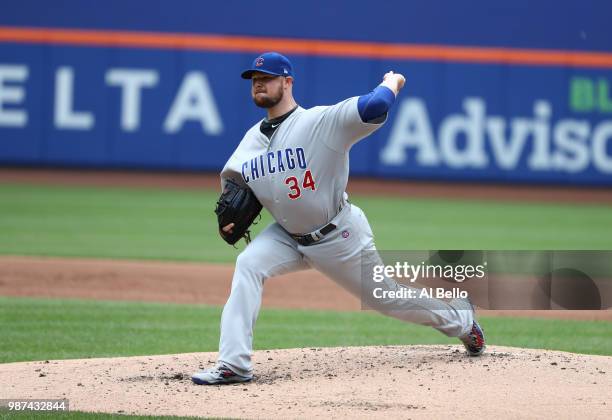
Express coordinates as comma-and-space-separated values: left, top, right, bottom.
1, 297, 610, 364
1, 184, 611, 263
0, 184, 237, 263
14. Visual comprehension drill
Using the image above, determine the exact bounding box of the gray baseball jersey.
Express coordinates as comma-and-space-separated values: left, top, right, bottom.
220, 96, 381, 234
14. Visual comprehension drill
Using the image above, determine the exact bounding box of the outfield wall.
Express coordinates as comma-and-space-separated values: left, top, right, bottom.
1, 0, 612, 185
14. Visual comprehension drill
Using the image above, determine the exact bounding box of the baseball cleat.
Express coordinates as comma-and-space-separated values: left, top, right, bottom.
460, 320, 486, 357
191, 365, 252, 385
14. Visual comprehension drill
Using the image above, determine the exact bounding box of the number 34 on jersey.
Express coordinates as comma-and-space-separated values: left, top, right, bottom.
285, 170, 316, 200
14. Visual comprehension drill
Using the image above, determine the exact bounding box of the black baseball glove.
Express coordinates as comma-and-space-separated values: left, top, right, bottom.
215, 178, 263, 245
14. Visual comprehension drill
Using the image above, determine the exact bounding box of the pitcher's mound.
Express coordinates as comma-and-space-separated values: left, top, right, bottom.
2, 345, 610, 419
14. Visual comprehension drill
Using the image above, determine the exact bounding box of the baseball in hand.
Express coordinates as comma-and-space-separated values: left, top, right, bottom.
382, 71, 406, 93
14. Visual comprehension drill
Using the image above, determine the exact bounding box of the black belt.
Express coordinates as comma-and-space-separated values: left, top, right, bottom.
290, 223, 337, 246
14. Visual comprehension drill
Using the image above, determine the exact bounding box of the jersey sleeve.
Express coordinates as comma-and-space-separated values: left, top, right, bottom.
220, 154, 248, 191
219, 123, 261, 190
319, 96, 387, 153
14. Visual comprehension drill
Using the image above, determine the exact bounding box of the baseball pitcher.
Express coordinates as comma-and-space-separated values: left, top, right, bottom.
192, 52, 486, 385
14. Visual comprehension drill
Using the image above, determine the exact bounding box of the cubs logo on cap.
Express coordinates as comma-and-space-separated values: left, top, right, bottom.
241, 52, 294, 79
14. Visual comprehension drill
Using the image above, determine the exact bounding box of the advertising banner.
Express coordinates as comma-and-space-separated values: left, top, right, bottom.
1, 1, 611, 185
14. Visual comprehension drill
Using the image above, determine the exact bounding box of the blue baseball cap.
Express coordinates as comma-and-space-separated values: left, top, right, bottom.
241, 52, 294, 79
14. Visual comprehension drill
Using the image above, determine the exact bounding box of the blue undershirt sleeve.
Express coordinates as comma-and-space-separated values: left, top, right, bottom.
357, 85, 396, 123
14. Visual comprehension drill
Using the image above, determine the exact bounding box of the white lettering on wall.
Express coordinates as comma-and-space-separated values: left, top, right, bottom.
486, 116, 531, 169
164, 72, 223, 135
592, 122, 612, 172
106, 69, 159, 132
551, 120, 590, 173
54, 67, 94, 130
527, 101, 552, 170
439, 98, 488, 168
380, 99, 439, 165
381, 97, 612, 173
0, 64, 28, 127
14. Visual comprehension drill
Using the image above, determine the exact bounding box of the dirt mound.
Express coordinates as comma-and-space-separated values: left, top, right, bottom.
1, 345, 610, 419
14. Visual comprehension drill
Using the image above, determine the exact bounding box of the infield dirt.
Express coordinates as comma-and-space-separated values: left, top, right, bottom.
1, 255, 611, 320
